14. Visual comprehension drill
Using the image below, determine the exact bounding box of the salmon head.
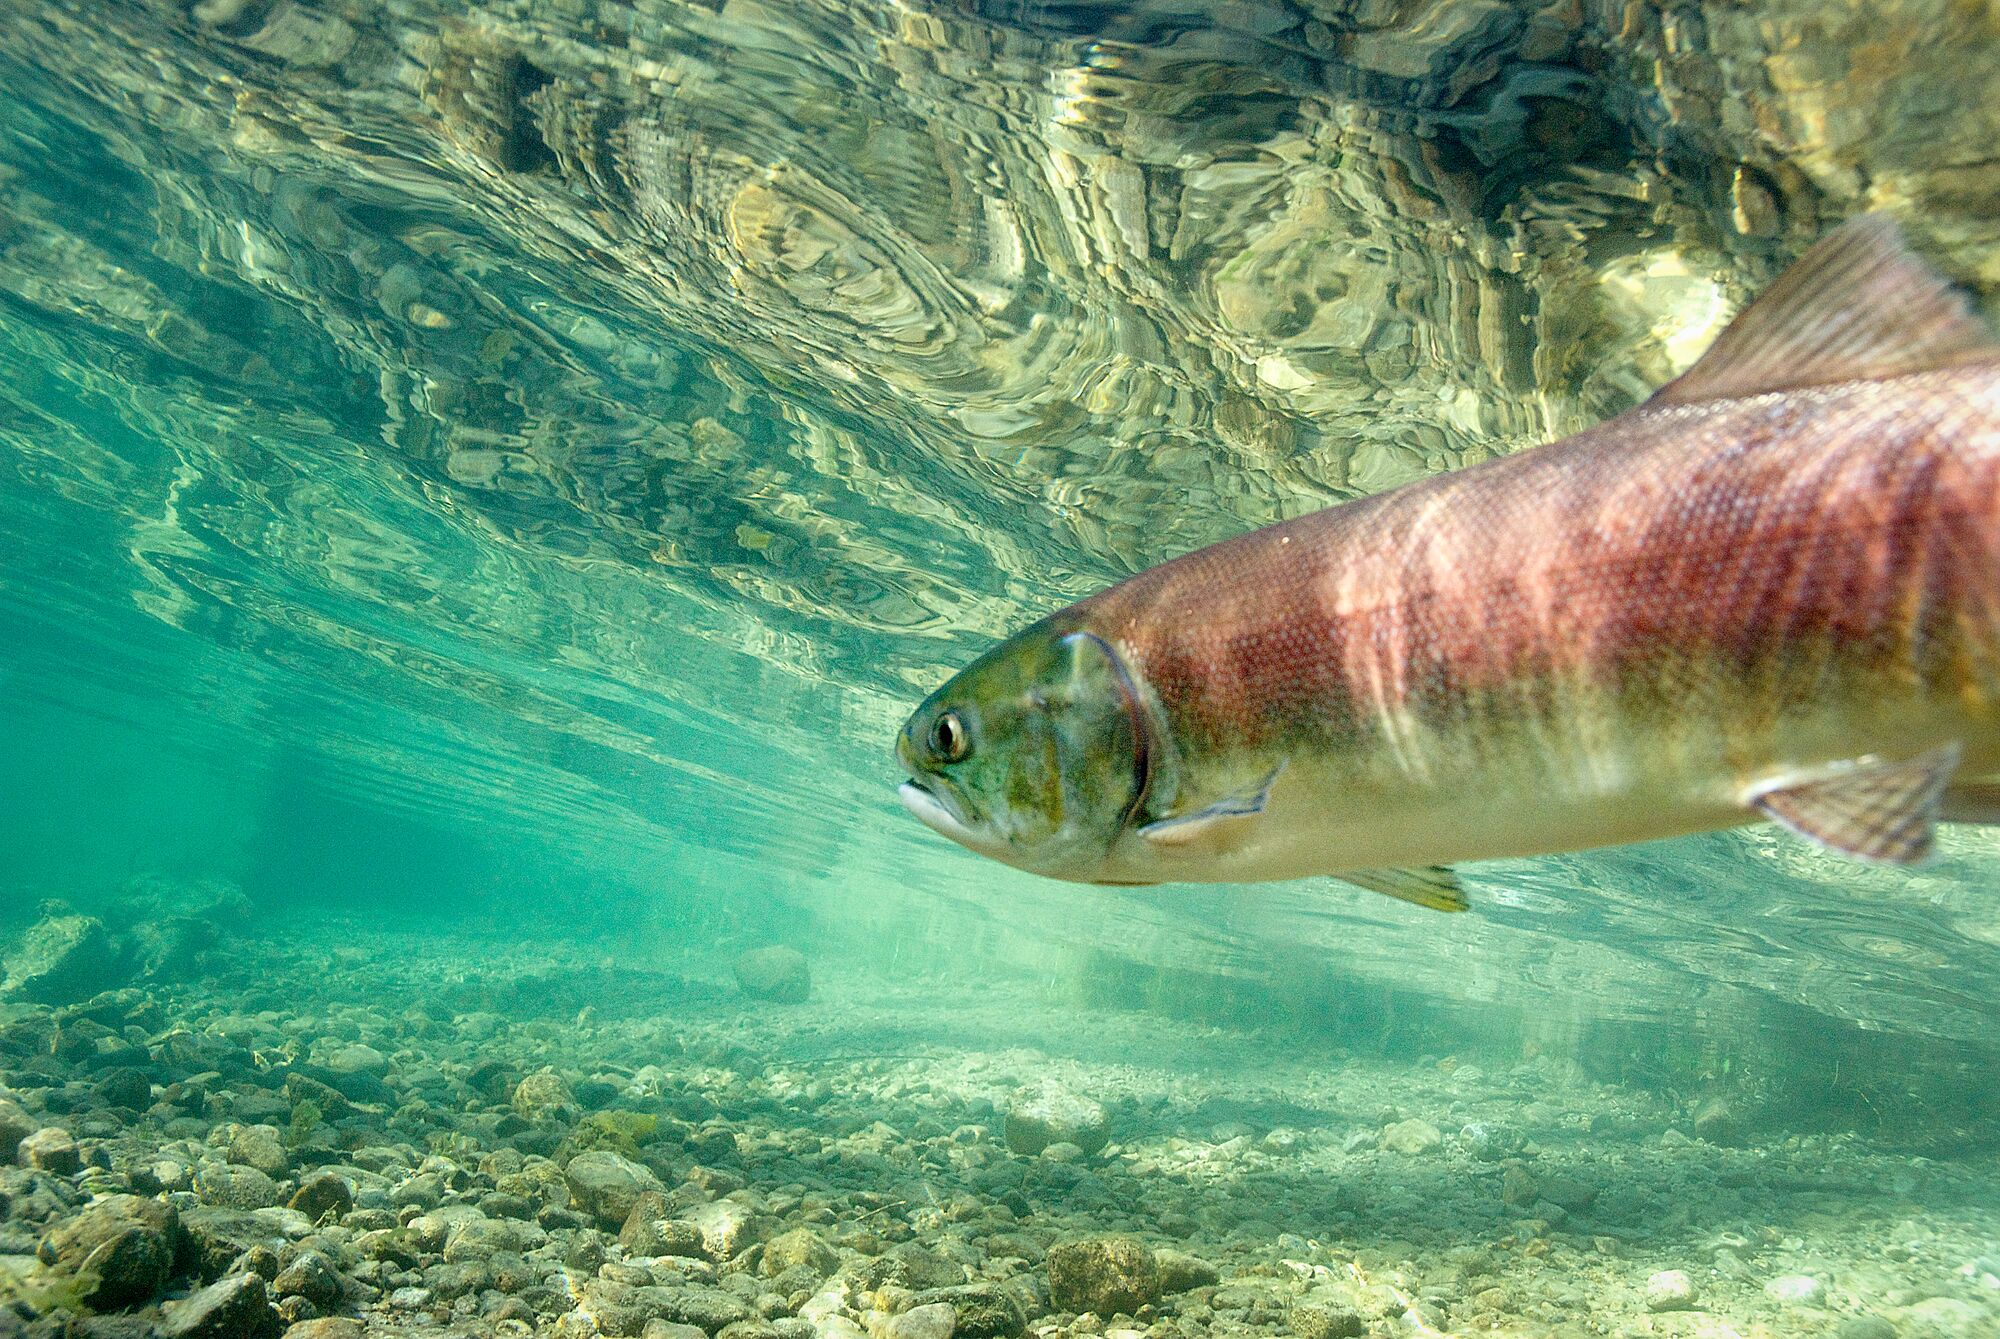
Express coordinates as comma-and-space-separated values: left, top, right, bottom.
896, 622, 1153, 879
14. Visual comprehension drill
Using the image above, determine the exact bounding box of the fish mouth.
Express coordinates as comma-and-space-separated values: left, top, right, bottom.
897, 778, 996, 851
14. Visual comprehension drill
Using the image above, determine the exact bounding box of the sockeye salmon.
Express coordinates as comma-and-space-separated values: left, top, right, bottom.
895, 216, 2000, 911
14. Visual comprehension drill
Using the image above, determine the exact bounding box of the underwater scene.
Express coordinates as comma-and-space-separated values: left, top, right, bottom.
3, 1, 2000, 1337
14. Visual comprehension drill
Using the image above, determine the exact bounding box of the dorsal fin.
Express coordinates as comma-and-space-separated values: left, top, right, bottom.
1652, 215, 1998, 406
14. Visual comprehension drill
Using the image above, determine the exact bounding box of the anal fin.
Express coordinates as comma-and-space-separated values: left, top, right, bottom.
1748, 742, 1961, 865
1338, 866, 1468, 913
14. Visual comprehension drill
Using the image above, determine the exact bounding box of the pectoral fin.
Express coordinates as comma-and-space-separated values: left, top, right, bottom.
1338, 866, 1468, 912
1138, 764, 1284, 856
1748, 742, 1962, 865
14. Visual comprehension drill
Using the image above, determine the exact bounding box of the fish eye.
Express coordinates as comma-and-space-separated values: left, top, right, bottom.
930, 710, 971, 763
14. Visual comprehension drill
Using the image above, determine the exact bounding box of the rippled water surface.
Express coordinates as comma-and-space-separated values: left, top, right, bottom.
5, 1, 2000, 1071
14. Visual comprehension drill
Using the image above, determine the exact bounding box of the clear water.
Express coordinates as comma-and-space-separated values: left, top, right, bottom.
2, 2, 1998, 1334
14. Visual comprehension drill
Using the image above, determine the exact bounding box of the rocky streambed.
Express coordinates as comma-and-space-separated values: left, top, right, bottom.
0, 905, 1996, 1339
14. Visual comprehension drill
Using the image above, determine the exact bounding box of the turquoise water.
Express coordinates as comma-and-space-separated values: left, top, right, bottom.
3, 4, 2000, 1335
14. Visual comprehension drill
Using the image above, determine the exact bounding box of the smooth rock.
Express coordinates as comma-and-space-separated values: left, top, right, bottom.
564, 1150, 665, 1227
1002, 1087, 1109, 1157
272, 1250, 344, 1310
195, 1163, 282, 1210
887, 1302, 956, 1339
283, 1322, 364, 1339
683, 1197, 764, 1261
1645, 1270, 1698, 1313
1766, 1274, 1827, 1305
1834, 1319, 1896, 1339
322, 1045, 387, 1077
761, 1227, 839, 1279
1380, 1119, 1443, 1156
733, 947, 811, 1003
227, 1127, 289, 1177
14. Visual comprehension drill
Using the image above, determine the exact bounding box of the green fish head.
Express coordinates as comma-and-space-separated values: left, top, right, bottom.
897, 626, 1150, 880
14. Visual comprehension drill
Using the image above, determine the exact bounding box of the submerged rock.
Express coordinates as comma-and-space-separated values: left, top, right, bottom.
733, 947, 811, 1004
1045, 1236, 1159, 1316
1644, 1270, 1698, 1313
18, 1125, 80, 1174
761, 1227, 839, 1279
1003, 1087, 1109, 1157
563, 1149, 664, 1226
36, 1193, 184, 1308
1, 914, 124, 1005
160, 1271, 281, 1339
1380, 1118, 1443, 1156
1289, 1302, 1366, 1339
0, 1098, 38, 1160
285, 1172, 352, 1224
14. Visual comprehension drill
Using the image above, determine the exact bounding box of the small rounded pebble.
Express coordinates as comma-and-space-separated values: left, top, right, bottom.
1644, 1269, 1698, 1312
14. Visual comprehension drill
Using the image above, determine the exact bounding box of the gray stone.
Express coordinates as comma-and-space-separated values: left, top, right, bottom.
18, 1125, 79, 1174
642, 1324, 709, 1339
195, 1163, 282, 1210
160, 1272, 281, 1339
683, 1197, 764, 1261
0, 1098, 38, 1160
1153, 1249, 1219, 1294
912, 1285, 1027, 1339
36, 1192, 183, 1307
564, 1150, 665, 1227
1045, 1237, 1159, 1316
227, 1127, 289, 1177
1002, 1087, 1109, 1157
322, 1045, 387, 1077
1834, 1319, 1896, 1339
1765, 1274, 1826, 1306
887, 1303, 956, 1339
622, 1193, 707, 1259
282, 1321, 364, 1339
271, 1250, 344, 1311
760, 1227, 838, 1279
733, 947, 811, 1003
443, 1214, 545, 1262
1644, 1270, 1698, 1313
1, 915, 123, 1005
1538, 1173, 1598, 1214
512, 1070, 577, 1120
1379, 1119, 1443, 1156
1289, 1302, 1366, 1339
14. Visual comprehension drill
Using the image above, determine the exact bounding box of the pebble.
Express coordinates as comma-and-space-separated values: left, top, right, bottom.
886, 1302, 957, 1339
1765, 1273, 1827, 1305
1379, 1119, 1442, 1156
1645, 1270, 1699, 1312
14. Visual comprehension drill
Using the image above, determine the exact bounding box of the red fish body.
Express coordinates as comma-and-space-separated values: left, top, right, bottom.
897, 218, 2000, 905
